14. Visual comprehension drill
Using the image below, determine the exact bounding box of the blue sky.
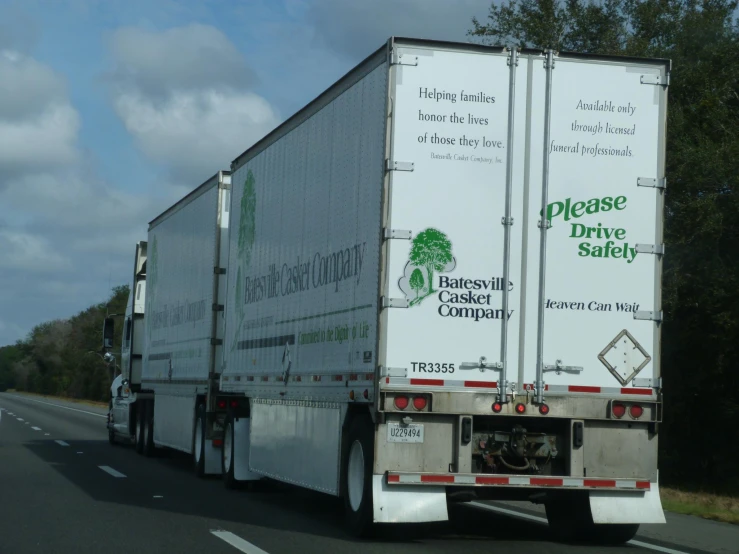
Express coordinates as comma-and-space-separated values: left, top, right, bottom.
0, 0, 493, 346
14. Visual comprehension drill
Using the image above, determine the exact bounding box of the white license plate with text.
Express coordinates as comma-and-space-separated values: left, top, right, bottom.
387, 423, 424, 443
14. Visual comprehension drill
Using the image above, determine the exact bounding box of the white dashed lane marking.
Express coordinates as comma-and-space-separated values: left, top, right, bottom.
98, 465, 126, 478
210, 531, 270, 554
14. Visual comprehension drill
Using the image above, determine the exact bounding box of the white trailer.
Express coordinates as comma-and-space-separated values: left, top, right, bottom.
108, 170, 232, 475
107, 37, 669, 543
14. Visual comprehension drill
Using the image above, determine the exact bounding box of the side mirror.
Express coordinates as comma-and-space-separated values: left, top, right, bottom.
103, 317, 115, 350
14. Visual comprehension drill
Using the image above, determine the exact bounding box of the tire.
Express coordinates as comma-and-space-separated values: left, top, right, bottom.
222, 414, 237, 489
342, 416, 375, 538
545, 492, 640, 545
193, 404, 206, 477
134, 405, 144, 454
142, 401, 155, 458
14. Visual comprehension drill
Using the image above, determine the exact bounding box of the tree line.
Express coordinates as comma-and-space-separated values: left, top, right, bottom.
0, 285, 129, 401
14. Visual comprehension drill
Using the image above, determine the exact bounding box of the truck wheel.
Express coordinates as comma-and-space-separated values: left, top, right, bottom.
134, 406, 144, 454
222, 414, 237, 489
108, 401, 116, 445
342, 416, 374, 538
545, 492, 639, 545
193, 404, 206, 477
142, 401, 155, 457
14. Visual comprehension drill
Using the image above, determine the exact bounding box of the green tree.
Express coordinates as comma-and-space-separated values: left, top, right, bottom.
238, 170, 257, 269
409, 228, 454, 295
469, 0, 739, 493
409, 268, 425, 299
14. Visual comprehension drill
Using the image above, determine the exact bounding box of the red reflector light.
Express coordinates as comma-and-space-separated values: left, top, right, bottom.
212, 439, 223, 447
363, 389, 369, 399
394, 396, 409, 410
217, 399, 227, 409
412, 396, 427, 410
492, 402, 503, 413
539, 404, 550, 415
629, 404, 644, 419
612, 403, 626, 418
230, 400, 239, 408
515, 403, 526, 414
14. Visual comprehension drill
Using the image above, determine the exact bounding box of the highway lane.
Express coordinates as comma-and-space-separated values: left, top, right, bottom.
1, 392, 736, 554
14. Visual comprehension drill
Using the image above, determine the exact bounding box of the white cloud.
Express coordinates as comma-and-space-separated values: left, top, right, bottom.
106, 24, 281, 182
0, 228, 71, 272
113, 88, 279, 181
0, 51, 80, 177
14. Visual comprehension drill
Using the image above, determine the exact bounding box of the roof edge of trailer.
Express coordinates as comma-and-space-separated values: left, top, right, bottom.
148, 170, 231, 230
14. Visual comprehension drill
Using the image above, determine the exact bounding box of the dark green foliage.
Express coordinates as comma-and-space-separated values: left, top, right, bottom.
0, 285, 129, 402
471, 0, 739, 493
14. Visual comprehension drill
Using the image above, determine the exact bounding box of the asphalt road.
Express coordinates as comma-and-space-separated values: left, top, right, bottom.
1, 392, 736, 554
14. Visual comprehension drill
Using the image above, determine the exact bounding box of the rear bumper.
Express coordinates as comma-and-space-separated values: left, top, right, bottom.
386, 472, 651, 491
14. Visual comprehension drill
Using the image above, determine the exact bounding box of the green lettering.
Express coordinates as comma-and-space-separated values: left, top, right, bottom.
614, 196, 627, 210
546, 201, 565, 222
563, 197, 573, 221
585, 198, 600, 214
578, 242, 590, 257
601, 197, 614, 211
570, 223, 586, 238
614, 228, 626, 240
571, 201, 586, 218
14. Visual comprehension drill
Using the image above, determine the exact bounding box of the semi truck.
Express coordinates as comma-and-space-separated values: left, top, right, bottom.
105, 37, 669, 543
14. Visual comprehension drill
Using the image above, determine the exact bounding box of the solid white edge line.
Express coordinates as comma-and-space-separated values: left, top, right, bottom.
17, 418, 24, 421
31, 426, 42, 431
55, 440, 70, 447
5, 394, 106, 418
98, 465, 126, 478
210, 530, 270, 554
468, 502, 689, 554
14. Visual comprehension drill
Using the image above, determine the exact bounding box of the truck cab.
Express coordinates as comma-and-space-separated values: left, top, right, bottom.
106, 241, 147, 445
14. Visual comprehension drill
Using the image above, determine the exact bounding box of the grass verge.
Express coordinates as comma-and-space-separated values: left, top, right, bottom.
5, 389, 108, 409
661, 487, 739, 525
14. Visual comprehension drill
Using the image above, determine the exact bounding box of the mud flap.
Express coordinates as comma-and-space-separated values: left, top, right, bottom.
589, 479, 666, 524
204, 438, 222, 475
233, 417, 261, 481
372, 475, 448, 523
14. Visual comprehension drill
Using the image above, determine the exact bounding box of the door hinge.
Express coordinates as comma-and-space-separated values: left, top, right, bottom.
637, 177, 667, 189
633, 377, 662, 389
634, 310, 663, 322
386, 159, 414, 172
210, 338, 223, 346
635, 243, 665, 255
383, 228, 412, 240
212, 303, 225, 312
214, 267, 226, 275
382, 297, 409, 309
391, 52, 418, 67
543, 360, 584, 374
641, 73, 669, 86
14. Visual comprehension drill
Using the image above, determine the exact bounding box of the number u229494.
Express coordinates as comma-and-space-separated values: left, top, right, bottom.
411, 362, 455, 374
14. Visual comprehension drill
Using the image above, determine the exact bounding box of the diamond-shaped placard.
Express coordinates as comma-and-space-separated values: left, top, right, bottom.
598, 329, 651, 386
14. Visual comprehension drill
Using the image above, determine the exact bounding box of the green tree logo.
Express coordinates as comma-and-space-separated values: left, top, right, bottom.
398, 228, 456, 306
231, 170, 258, 351
409, 268, 424, 299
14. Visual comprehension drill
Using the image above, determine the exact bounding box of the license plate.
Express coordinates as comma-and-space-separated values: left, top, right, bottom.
387, 423, 424, 444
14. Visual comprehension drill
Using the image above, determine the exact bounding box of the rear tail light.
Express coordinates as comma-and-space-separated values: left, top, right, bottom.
515, 403, 526, 414
539, 404, 550, 415
394, 395, 409, 410
230, 399, 239, 409
629, 404, 644, 419
612, 403, 626, 418
217, 399, 227, 410
492, 402, 503, 413
412, 396, 427, 411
